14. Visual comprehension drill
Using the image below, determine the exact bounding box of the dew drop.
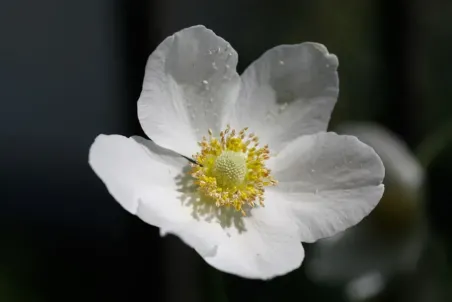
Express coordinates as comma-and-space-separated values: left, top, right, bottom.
202, 80, 210, 90
279, 60, 285, 65
311, 169, 316, 173
212, 62, 218, 70
208, 49, 213, 55
225, 64, 230, 69
217, 47, 221, 53
224, 44, 230, 51
227, 52, 232, 58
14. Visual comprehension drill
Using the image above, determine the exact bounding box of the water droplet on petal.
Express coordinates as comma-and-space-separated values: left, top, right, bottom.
208, 49, 213, 55
225, 44, 230, 51
279, 60, 285, 65
225, 64, 230, 69
212, 62, 218, 70
202, 80, 210, 90
311, 169, 316, 173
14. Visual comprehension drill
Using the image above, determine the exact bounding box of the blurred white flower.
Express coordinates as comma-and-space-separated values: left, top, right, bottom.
307, 123, 426, 299
88, 26, 385, 279
345, 271, 385, 301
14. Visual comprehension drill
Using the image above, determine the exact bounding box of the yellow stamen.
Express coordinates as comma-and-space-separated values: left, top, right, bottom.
190, 125, 278, 215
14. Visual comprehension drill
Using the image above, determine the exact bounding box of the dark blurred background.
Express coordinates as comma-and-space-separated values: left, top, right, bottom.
1, 0, 452, 301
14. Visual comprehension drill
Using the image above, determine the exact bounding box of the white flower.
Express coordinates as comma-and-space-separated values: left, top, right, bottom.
88, 26, 385, 280
307, 123, 425, 299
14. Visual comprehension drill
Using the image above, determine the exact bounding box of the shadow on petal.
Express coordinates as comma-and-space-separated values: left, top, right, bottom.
174, 166, 247, 234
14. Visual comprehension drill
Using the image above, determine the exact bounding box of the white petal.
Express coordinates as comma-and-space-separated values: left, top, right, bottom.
89, 134, 303, 276
338, 123, 424, 192
130, 155, 304, 279
231, 43, 338, 151
203, 199, 304, 280
267, 132, 385, 242
138, 25, 241, 157
88, 134, 224, 256
88, 134, 183, 214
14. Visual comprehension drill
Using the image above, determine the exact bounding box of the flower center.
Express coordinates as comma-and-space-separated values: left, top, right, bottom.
213, 151, 247, 187
190, 125, 277, 215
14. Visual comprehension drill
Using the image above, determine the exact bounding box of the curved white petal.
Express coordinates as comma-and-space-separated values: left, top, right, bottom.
138, 25, 241, 157
89, 135, 303, 278
230, 43, 339, 151
267, 132, 385, 242
337, 123, 424, 192
88, 134, 223, 256
89, 135, 184, 214
136, 164, 304, 279
203, 199, 304, 280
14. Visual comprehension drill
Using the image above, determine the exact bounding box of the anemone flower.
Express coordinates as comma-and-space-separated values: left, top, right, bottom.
89, 26, 385, 280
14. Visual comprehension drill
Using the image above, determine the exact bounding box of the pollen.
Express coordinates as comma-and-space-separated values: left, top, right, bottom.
190, 125, 278, 215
